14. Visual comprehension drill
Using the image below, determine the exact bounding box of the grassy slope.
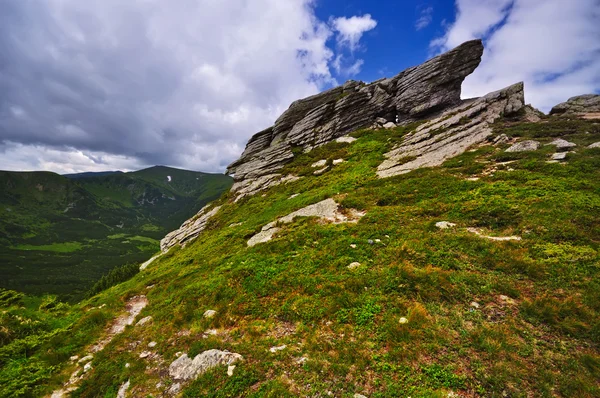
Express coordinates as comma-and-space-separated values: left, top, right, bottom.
0, 167, 232, 300
1, 116, 599, 397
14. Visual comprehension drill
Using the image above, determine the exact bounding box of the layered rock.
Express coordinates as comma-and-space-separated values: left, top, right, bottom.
377, 82, 525, 178
160, 204, 221, 252
550, 94, 600, 117
227, 39, 485, 199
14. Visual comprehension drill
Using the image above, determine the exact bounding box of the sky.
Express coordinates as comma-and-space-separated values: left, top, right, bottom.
0, 0, 599, 174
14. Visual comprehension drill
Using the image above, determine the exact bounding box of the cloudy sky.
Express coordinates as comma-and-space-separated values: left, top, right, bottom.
1, 0, 599, 174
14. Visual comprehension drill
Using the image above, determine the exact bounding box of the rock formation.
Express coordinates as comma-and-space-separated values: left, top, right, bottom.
227, 39, 485, 199
160, 204, 221, 252
550, 94, 600, 117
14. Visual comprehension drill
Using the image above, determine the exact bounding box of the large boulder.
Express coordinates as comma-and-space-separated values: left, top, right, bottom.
227, 39, 485, 199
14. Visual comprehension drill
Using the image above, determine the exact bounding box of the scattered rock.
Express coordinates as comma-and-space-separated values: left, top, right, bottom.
83, 362, 92, 373
378, 82, 525, 178
436, 221, 456, 229
499, 295, 516, 305
313, 166, 329, 175
148, 341, 157, 348
547, 138, 576, 150
588, 142, 600, 148
117, 380, 130, 398
269, 345, 287, 353
296, 356, 309, 365
505, 140, 540, 152
350, 244, 357, 249
347, 262, 361, 270
70, 355, 79, 362
247, 199, 365, 246
470, 301, 481, 309
160, 205, 222, 252
399, 317, 409, 324
311, 159, 327, 168
354, 394, 368, 398
77, 355, 93, 364
167, 382, 181, 395
136, 316, 152, 326
227, 365, 236, 376
335, 136, 357, 144
550, 152, 568, 161
288, 194, 300, 199
466, 227, 521, 241
125, 363, 130, 368
140, 351, 152, 359
228, 40, 486, 198
493, 134, 510, 145
332, 158, 345, 165
203, 310, 217, 318
383, 122, 397, 129
168, 350, 243, 381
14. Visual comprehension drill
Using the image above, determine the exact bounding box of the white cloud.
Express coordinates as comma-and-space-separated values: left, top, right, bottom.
432, 0, 600, 112
0, 0, 376, 174
331, 14, 378, 52
415, 6, 434, 31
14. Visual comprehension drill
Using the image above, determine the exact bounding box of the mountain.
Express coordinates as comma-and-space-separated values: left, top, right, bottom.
2, 41, 600, 398
0, 166, 232, 300
63, 171, 123, 179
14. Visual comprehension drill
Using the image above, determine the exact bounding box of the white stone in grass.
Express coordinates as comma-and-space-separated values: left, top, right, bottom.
83, 362, 92, 373
148, 341, 157, 348
399, 317, 409, 324
311, 159, 327, 168
332, 158, 345, 165
336, 136, 356, 144
227, 365, 236, 376
168, 350, 243, 381
136, 316, 152, 326
588, 141, 600, 148
505, 140, 540, 152
78, 355, 93, 364
355, 394, 368, 398
347, 262, 361, 270
203, 310, 217, 318
269, 345, 287, 353
470, 301, 481, 309
436, 221, 456, 229
551, 152, 568, 161
140, 351, 152, 358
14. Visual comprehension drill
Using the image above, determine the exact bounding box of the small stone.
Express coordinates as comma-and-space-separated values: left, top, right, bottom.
168, 383, 181, 395
355, 394, 368, 398
205, 329, 218, 336
335, 136, 357, 144
227, 365, 236, 376
470, 301, 481, 309
203, 310, 217, 318
436, 221, 456, 229
375, 239, 381, 243
332, 158, 344, 165
125, 363, 130, 368
148, 341, 157, 348
548, 138, 576, 150
269, 345, 287, 353
551, 152, 568, 161
367, 239, 374, 245
70, 355, 79, 362
350, 244, 357, 249
288, 194, 300, 199
296, 356, 308, 365
78, 355, 93, 364
383, 121, 397, 129
347, 262, 361, 270
376, 117, 388, 125
136, 316, 152, 326
140, 351, 152, 359
505, 140, 540, 152
399, 317, 409, 324
313, 166, 329, 175
311, 159, 327, 168
146, 284, 155, 290
493, 134, 510, 145
588, 141, 600, 148
83, 362, 92, 373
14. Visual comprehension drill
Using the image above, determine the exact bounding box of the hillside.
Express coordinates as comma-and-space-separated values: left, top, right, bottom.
0, 40, 599, 398
0, 166, 232, 300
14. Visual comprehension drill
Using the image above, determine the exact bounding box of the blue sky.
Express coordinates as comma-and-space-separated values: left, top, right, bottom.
0, 0, 599, 173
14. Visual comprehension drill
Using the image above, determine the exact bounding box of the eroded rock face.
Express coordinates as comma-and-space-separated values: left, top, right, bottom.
550, 94, 600, 116
168, 350, 243, 381
227, 40, 485, 199
377, 82, 525, 178
160, 204, 221, 252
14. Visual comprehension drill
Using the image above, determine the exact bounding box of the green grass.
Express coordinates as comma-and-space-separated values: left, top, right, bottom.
1, 116, 599, 397
12, 242, 83, 253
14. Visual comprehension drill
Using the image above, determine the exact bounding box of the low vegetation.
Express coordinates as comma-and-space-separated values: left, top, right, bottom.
1, 116, 599, 397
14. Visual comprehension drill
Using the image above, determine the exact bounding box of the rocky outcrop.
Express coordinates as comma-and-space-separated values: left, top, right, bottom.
227, 40, 485, 199
168, 350, 243, 381
505, 140, 540, 153
377, 82, 525, 178
550, 94, 600, 116
160, 204, 221, 252
247, 198, 365, 246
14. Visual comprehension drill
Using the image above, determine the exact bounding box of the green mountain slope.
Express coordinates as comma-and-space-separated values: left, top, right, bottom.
1, 115, 598, 397
0, 166, 232, 300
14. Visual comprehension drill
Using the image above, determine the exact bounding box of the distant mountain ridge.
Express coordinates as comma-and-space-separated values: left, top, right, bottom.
0, 165, 232, 300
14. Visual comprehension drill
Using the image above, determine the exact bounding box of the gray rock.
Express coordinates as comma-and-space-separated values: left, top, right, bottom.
505, 140, 540, 153
436, 221, 456, 229
589, 142, 600, 148
332, 159, 344, 165
493, 134, 510, 145
136, 316, 152, 326
335, 136, 357, 144
203, 310, 217, 318
383, 122, 397, 129
247, 199, 365, 247
313, 166, 329, 175
378, 83, 525, 177
347, 262, 361, 270
117, 379, 130, 398
311, 159, 327, 168
168, 350, 243, 381
548, 138, 576, 150
551, 152, 568, 161
550, 94, 600, 115
160, 205, 221, 252
227, 40, 485, 199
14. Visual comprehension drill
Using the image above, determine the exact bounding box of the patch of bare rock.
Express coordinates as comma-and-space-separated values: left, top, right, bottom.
247, 198, 365, 246
377, 82, 525, 178
168, 349, 243, 382
550, 94, 600, 117
505, 140, 540, 153
160, 204, 221, 252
